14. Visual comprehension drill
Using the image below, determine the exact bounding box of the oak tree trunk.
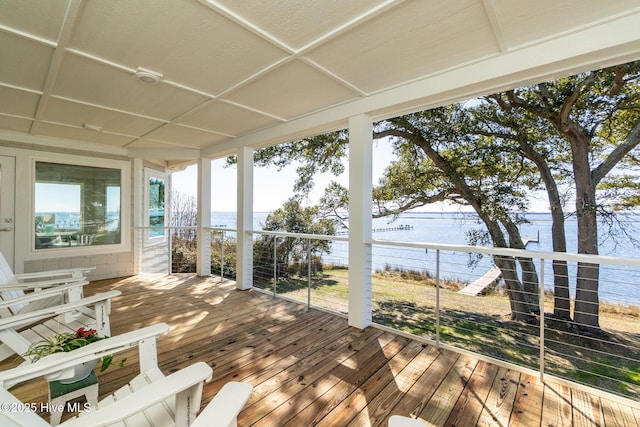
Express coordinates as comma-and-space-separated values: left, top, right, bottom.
570, 134, 600, 330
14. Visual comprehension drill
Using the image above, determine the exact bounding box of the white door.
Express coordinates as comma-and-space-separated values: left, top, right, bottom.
0, 156, 16, 268
138, 168, 169, 273
0, 156, 16, 267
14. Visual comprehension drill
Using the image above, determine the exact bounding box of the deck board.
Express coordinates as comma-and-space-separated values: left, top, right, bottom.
477, 367, 521, 426
445, 361, 501, 426
3, 274, 639, 426
417, 354, 478, 426
510, 373, 545, 426
397, 349, 460, 421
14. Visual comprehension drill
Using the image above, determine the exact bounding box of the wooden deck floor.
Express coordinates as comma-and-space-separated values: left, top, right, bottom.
5, 274, 640, 426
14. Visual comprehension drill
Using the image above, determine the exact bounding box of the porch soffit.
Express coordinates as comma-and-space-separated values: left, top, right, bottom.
0, 0, 639, 166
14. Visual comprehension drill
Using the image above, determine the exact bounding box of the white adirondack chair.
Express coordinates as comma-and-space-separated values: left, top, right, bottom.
0, 290, 121, 364
0, 251, 94, 314
0, 323, 253, 427
0, 252, 113, 364
388, 415, 427, 426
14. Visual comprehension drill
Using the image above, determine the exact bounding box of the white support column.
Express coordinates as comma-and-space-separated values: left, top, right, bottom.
236, 147, 254, 290
196, 157, 212, 276
348, 114, 373, 329
132, 159, 144, 274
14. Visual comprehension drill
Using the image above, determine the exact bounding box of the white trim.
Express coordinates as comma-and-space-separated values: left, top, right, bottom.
236, 147, 253, 290
143, 168, 169, 239
202, 11, 640, 158
196, 158, 212, 276
26, 152, 131, 260
0, 131, 128, 157
348, 114, 373, 329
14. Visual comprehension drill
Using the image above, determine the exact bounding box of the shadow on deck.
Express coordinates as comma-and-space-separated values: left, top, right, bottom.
5, 274, 639, 426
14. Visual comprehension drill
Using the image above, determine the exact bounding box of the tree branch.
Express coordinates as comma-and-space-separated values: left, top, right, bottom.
505, 90, 557, 122
607, 64, 628, 97
558, 73, 597, 127
592, 117, 640, 184
373, 190, 450, 218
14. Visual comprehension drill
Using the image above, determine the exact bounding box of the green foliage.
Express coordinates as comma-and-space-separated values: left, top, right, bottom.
254, 199, 337, 283
230, 130, 349, 196
169, 190, 237, 277
211, 232, 237, 279
22, 327, 125, 372
262, 198, 336, 236
246, 61, 640, 327
318, 181, 349, 226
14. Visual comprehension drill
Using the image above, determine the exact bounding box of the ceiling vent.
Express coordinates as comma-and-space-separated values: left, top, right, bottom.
134, 67, 162, 84
82, 123, 102, 131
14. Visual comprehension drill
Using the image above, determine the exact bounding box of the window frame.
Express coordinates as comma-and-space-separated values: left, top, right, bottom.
143, 168, 168, 241
28, 154, 131, 259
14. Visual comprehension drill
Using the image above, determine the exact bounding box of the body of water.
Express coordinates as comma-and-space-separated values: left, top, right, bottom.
212, 211, 640, 305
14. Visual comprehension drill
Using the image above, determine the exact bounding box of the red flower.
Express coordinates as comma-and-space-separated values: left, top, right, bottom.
75, 327, 97, 339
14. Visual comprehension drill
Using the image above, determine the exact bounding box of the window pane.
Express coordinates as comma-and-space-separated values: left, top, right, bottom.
149, 177, 165, 237
35, 162, 121, 249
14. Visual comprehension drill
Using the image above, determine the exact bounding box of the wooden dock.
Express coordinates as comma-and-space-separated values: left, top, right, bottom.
458, 266, 502, 296
522, 230, 540, 246
459, 233, 539, 296
337, 224, 414, 235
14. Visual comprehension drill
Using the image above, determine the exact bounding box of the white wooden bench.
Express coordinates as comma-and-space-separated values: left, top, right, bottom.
458, 265, 502, 296
0, 252, 94, 301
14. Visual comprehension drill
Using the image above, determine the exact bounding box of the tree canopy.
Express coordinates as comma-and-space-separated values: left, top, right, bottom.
253, 199, 337, 281
249, 61, 640, 331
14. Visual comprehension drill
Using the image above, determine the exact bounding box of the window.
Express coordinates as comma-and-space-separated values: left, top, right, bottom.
34, 162, 121, 250
148, 176, 166, 237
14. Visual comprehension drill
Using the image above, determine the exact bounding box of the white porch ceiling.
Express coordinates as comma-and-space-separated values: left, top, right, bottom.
1, 0, 640, 167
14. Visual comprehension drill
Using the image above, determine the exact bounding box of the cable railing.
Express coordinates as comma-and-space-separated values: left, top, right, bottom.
248, 230, 640, 401
252, 230, 349, 315
209, 227, 237, 281
134, 226, 237, 277
134, 225, 639, 400
368, 239, 640, 401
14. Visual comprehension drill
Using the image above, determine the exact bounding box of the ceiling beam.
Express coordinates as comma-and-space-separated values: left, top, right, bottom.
202, 10, 640, 158
30, 0, 85, 136
0, 129, 128, 157
127, 147, 200, 161
481, 0, 508, 53
199, 0, 405, 101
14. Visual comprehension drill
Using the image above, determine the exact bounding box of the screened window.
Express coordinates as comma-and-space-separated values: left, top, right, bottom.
34, 162, 121, 249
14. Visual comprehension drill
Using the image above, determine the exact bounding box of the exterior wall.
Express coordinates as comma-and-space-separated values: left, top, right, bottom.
134, 162, 171, 275
23, 252, 134, 281
135, 232, 170, 275
0, 140, 150, 280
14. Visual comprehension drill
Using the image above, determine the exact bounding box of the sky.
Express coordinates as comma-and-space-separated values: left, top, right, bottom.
172, 142, 395, 213
173, 158, 352, 213
171, 143, 551, 213
36, 183, 81, 212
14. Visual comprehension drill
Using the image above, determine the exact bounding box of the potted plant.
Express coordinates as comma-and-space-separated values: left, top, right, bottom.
23, 327, 125, 384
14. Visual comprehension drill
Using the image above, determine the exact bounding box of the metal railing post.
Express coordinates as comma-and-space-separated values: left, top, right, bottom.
220, 230, 225, 282
168, 226, 173, 274
307, 238, 311, 309
273, 237, 278, 297
539, 258, 545, 382
436, 249, 440, 348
